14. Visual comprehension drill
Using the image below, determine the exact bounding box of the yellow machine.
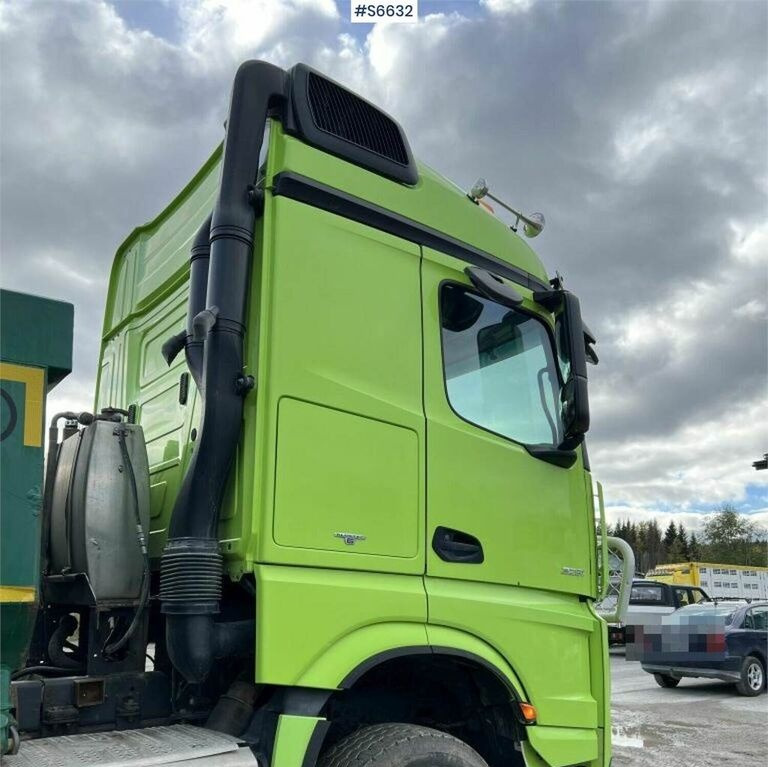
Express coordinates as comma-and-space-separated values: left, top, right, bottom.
646, 563, 768, 600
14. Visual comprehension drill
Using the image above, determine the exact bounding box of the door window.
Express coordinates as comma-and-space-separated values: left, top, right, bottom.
674, 587, 691, 607
689, 588, 708, 604
748, 607, 768, 630
440, 284, 563, 447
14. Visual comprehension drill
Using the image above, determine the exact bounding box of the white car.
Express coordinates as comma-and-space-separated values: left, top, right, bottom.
609, 579, 709, 647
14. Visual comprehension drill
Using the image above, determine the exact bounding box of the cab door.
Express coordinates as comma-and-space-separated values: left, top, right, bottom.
421, 248, 593, 596
259, 198, 425, 576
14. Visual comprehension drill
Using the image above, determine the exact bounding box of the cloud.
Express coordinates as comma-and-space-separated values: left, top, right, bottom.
2, 0, 766, 521
1, 0, 343, 414
480, 0, 533, 15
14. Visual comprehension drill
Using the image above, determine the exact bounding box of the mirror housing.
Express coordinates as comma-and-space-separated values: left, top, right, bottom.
465, 267, 524, 308
534, 288, 591, 450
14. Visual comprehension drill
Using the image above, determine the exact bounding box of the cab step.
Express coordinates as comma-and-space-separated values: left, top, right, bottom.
2, 723, 258, 767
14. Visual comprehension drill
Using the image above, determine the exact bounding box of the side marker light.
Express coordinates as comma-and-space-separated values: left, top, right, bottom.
519, 702, 537, 724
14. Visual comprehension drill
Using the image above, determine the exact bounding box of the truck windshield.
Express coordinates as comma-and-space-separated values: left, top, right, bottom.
440, 284, 563, 447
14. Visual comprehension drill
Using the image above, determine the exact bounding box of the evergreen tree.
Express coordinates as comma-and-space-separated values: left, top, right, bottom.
652, 519, 664, 569
688, 532, 701, 561
628, 522, 639, 553
666, 537, 686, 564
662, 521, 677, 563
663, 521, 677, 551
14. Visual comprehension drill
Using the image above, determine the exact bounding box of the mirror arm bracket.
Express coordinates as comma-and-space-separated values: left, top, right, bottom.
526, 444, 578, 469
532, 288, 563, 311
465, 267, 524, 308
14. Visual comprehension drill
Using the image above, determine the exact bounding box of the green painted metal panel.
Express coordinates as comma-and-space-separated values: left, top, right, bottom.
0, 375, 44, 590
272, 715, 324, 767
426, 577, 599, 729
0, 290, 73, 754
0, 290, 73, 385
526, 725, 598, 767
268, 123, 549, 284
252, 193, 425, 574
522, 741, 550, 767
254, 564, 427, 687
274, 398, 420, 558
100, 146, 222, 340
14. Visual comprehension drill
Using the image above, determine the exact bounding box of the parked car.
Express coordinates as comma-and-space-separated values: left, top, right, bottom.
609, 579, 709, 646
638, 601, 768, 696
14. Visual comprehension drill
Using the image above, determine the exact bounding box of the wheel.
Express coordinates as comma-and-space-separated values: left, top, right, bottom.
319, 723, 488, 767
653, 673, 680, 688
735, 655, 765, 696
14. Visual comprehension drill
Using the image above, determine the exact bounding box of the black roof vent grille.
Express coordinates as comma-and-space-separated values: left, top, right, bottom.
290, 65, 417, 185
307, 73, 408, 165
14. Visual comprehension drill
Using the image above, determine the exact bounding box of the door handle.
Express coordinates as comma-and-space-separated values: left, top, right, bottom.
432, 526, 484, 564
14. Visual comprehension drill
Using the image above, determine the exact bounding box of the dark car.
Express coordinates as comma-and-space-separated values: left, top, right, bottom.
638, 601, 768, 696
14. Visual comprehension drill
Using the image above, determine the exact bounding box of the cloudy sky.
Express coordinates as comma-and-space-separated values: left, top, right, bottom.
1, 0, 766, 533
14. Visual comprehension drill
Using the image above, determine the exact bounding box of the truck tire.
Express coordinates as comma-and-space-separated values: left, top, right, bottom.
653, 673, 680, 688
318, 723, 489, 767
735, 655, 765, 696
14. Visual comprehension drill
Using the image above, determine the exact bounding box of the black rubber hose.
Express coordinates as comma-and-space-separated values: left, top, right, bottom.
11, 666, 74, 681
47, 615, 82, 670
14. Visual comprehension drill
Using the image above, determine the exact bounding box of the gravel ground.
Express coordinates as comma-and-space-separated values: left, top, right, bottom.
610, 649, 768, 766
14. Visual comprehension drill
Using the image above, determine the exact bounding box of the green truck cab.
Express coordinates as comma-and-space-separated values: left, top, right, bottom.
3, 62, 628, 767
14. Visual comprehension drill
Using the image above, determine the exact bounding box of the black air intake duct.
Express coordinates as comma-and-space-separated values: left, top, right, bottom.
159, 212, 211, 384
185, 212, 212, 392
160, 61, 289, 683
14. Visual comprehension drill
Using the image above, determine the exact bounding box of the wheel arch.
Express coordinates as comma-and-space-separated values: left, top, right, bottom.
748, 646, 766, 669
293, 621, 529, 700
294, 625, 531, 767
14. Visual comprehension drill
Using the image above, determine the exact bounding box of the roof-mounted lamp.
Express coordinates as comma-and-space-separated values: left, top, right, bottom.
469, 178, 545, 238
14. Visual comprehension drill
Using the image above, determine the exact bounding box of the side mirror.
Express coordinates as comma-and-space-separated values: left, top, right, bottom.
534, 289, 591, 450
560, 292, 590, 449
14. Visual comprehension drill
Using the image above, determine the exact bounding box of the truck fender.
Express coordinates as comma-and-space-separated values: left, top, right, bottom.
281, 623, 531, 767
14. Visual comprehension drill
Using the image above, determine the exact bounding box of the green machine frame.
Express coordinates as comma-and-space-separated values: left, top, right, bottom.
0, 289, 73, 754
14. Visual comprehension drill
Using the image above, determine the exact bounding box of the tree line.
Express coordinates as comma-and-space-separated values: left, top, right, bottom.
607, 505, 768, 574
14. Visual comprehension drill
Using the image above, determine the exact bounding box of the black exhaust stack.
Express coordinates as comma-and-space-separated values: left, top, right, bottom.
160, 61, 288, 683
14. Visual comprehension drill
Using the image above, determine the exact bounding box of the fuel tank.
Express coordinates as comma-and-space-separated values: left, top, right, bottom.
49, 419, 150, 604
